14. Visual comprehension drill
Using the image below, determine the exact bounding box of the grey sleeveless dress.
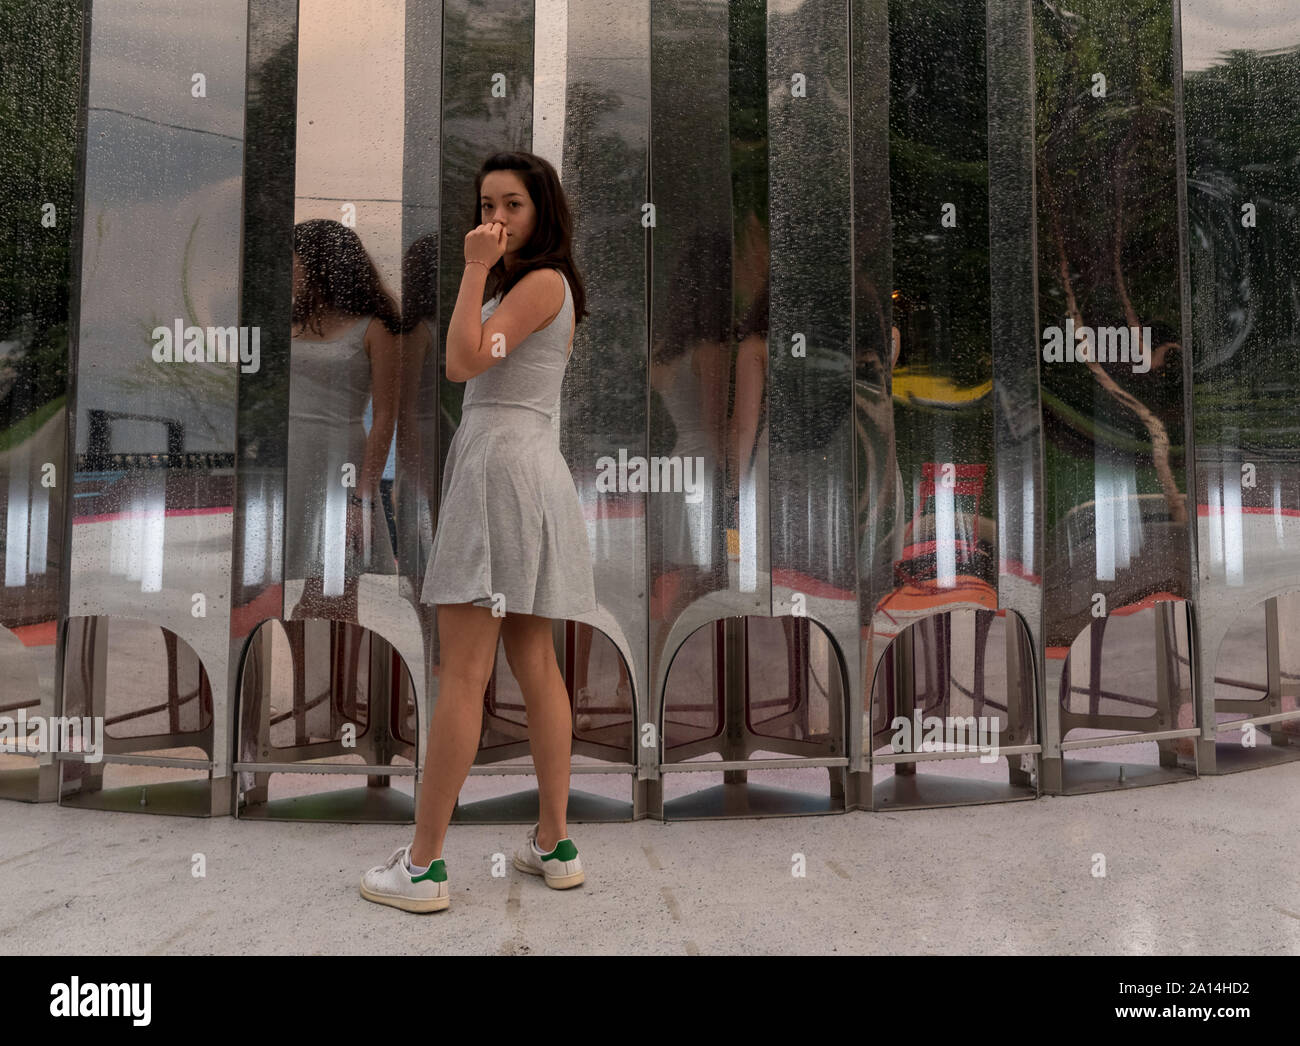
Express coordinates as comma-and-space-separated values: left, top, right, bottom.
420, 270, 597, 618
285, 315, 398, 584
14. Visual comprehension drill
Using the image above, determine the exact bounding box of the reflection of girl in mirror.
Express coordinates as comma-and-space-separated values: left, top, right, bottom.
392, 232, 439, 609
361, 151, 596, 913
287, 218, 401, 622
646, 225, 732, 685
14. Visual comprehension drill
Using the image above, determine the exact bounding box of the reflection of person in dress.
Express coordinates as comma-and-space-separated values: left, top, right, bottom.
392, 234, 448, 719
287, 218, 402, 622
362, 152, 593, 911
647, 227, 732, 685
393, 233, 439, 593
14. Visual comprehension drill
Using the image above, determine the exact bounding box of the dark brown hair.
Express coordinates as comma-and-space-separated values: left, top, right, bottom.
292, 219, 402, 336
472, 151, 588, 326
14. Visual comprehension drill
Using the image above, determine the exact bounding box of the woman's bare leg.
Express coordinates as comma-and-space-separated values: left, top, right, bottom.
502, 612, 571, 851
409, 602, 503, 865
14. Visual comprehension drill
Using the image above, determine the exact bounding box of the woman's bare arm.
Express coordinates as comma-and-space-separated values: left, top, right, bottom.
361, 319, 401, 496
446, 268, 563, 382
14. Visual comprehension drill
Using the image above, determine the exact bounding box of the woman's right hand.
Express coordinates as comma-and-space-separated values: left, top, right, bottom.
465, 222, 508, 267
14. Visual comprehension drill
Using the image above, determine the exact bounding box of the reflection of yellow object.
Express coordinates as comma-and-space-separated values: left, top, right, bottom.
892, 369, 991, 406
726, 528, 739, 556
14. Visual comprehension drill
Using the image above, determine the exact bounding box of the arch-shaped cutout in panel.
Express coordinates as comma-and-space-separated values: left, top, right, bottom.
235, 617, 420, 822
658, 615, 849, 820
0, 624, 57, 802
1054, 599, 1198, 793
1207, 591, 1300, 772
868, 608, 1036, 810
453, 619, 635, 826
569, 622, 635, 752
58, 616, 218, 815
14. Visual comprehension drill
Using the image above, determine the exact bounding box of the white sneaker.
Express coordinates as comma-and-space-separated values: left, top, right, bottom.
512, 822, 585, 889
360, 845, 450, 913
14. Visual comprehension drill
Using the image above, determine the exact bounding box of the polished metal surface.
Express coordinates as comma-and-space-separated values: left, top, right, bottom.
645, 0, 853, 821
860, 0, 1037, 809
850, 0, 898, 805
0, 1, 85, 802
233, 0, 422, 821
60, 0, 248, 813
546, 1, 646, 798
764, 0, 857, 788
1034, 0, 1197, 794
647, 0, 742, 789
1182, 0, 1300, 772
9, 0, 1300, 823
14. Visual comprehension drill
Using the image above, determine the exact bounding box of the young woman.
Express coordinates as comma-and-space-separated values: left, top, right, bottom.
361, 151, 596, 913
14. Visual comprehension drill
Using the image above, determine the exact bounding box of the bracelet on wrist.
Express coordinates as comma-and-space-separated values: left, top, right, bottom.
466, 259, 490, 273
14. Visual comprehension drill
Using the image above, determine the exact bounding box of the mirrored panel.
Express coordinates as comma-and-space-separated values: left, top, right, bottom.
765, 0, 857, 798
62, 0, 247, 813
647, 0, 738, 734
0, 0, 84, 801
865, 0, 1040, 808
1033, 0, 1196, 793
1182, 0, 1300, 772
234, 0, 424, 820
649, 0, 853, 818
850, 0, 898, 806
531, 0, 645, 791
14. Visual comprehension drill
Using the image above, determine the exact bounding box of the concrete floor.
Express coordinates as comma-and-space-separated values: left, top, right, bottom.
1, 759, 1298, 955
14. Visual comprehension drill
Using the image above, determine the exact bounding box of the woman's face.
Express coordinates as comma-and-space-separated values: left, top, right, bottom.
479, 171, 536, 259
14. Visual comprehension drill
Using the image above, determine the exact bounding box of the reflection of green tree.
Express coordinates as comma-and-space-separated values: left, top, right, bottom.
890, 0, 990, 389
0, 2, 80, 428
1035, 0, 1186, 523
1186, 47, 1300, 454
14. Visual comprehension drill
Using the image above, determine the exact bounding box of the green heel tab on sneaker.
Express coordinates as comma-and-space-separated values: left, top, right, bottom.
542, 839, 579, 862
411, 859, 448, 883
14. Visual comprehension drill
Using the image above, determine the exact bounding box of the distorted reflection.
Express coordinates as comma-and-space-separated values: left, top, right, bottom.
1035, 0, 1188, 656
285, 219, 400, 619
730, 211, 768, 595
393, 233, 438, 611
648, 230, 730, 620
884, 0, 994, 626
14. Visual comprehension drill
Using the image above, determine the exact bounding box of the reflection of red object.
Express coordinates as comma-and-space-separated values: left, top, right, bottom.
230, 585, 284, 639
651, 568, 685, 620
876, 575, 998, 617
910, 462, 987, 532
8, 621, 57, 647
897, 463, 990, 583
